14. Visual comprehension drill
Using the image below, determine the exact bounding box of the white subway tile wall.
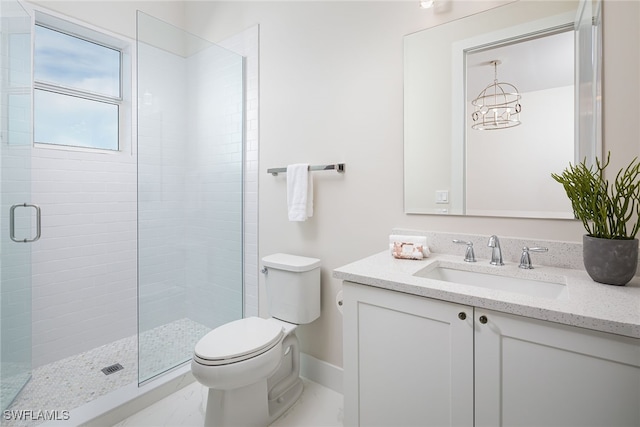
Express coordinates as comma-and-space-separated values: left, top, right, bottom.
137, 41, 190, 338
31, 143, 138, 367
219, 25, 260, 318
183, 41, 245, 328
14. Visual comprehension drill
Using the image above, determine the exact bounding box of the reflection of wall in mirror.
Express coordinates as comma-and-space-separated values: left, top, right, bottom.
403, 0, 582, 217
466, 86, 574, 218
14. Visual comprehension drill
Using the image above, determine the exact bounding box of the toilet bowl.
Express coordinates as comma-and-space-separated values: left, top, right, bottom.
191, 317, 302, 427
191, 253, 321, 427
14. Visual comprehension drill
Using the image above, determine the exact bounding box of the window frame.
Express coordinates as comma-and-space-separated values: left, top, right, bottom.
31, 9, 133, 154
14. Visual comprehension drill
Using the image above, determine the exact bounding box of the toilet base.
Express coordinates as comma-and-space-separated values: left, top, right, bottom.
203, 377, 303, 427
205, 380, 267, 427
201, 332, 304, 427
268, 376, 303, 423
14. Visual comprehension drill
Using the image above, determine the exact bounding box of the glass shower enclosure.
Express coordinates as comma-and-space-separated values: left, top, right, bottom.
1, 7, 244, 411
136, 12, 245, 383
0, 0, 33, 411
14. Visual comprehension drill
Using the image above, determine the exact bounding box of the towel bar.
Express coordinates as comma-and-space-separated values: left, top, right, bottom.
267, 163, 345, 176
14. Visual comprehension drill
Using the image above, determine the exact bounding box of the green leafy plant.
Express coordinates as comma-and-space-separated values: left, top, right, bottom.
551, 152, 640, 239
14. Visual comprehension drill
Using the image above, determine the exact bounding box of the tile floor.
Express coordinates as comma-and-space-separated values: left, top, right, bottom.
3, 319, 209, 427
112, 378, 344, 427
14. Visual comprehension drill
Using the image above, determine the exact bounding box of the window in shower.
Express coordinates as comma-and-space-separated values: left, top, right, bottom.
33, 17, 123, 150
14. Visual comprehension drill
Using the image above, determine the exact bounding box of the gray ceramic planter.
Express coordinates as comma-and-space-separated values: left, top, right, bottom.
583, 235, 639, 286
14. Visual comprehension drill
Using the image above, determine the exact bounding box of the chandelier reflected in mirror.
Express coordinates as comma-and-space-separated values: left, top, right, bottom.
471, 60, 522, 130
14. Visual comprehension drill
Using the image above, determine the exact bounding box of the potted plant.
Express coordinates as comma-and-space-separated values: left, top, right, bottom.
551, 152, 640, 285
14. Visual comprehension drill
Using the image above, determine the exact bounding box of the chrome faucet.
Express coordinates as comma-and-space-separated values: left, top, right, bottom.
453, 239, 476, 262
487, 235, 504, 266
519, 246, 549, 269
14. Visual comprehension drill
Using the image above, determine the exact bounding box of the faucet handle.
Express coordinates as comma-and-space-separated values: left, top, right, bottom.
519, 246, 548, 269
453, 239, 476, 263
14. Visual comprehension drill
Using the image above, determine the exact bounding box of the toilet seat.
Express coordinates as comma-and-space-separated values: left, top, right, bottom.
194, 317, 284, 366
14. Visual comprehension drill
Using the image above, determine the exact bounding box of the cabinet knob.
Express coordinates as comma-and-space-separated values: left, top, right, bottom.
458, 312, 467, 320
479, 315, 488, 324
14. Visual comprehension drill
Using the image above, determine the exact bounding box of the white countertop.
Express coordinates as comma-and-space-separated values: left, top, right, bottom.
333, 251, 640, 339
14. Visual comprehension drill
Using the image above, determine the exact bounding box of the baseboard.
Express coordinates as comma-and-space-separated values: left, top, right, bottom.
300, 352, 343, 395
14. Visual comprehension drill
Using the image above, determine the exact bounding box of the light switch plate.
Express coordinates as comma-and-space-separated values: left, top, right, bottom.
435, 190, 449, 204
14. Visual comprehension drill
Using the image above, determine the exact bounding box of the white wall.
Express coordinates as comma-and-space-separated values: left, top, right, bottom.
185, 0, 640, 369
30, 1, 185, 40
466, 85, 575, 218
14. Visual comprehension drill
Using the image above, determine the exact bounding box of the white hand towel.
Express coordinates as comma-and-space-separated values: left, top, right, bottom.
287, 164, 313, 221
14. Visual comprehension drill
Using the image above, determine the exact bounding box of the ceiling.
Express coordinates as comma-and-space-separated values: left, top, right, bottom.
466, 29, 574, 100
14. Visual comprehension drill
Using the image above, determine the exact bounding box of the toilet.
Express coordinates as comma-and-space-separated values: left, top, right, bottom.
191, 253, 321, 427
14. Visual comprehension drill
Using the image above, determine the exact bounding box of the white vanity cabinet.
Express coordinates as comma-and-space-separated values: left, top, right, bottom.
343, 281, 640, 427
475, 308, 640, 427
343, 281, 474, 426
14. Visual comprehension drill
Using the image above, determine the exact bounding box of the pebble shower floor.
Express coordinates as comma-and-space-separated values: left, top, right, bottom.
2, 318, 210, 427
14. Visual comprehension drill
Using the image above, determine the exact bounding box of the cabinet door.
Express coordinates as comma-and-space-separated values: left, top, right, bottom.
343, 282, 473, 427
475, 309, 640, 427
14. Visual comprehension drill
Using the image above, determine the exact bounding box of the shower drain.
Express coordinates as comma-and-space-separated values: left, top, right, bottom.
101, 363, 124, 375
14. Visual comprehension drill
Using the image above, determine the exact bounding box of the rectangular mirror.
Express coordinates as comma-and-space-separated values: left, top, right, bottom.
403, 0, 602, 218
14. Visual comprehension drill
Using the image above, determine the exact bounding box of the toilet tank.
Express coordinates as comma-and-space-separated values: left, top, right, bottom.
262, 253, 321, 324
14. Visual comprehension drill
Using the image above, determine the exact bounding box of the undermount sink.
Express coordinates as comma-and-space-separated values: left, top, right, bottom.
415, 264, 568, 300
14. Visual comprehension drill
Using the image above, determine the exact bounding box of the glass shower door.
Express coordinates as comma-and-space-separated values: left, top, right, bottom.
137, 12, 245, 384
0, 0, 33, 411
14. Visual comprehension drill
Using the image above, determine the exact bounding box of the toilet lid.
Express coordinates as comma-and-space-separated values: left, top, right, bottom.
194, 317, 284, 365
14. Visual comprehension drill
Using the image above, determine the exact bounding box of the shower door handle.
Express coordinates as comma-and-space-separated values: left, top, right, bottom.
10, 203, 41, 243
